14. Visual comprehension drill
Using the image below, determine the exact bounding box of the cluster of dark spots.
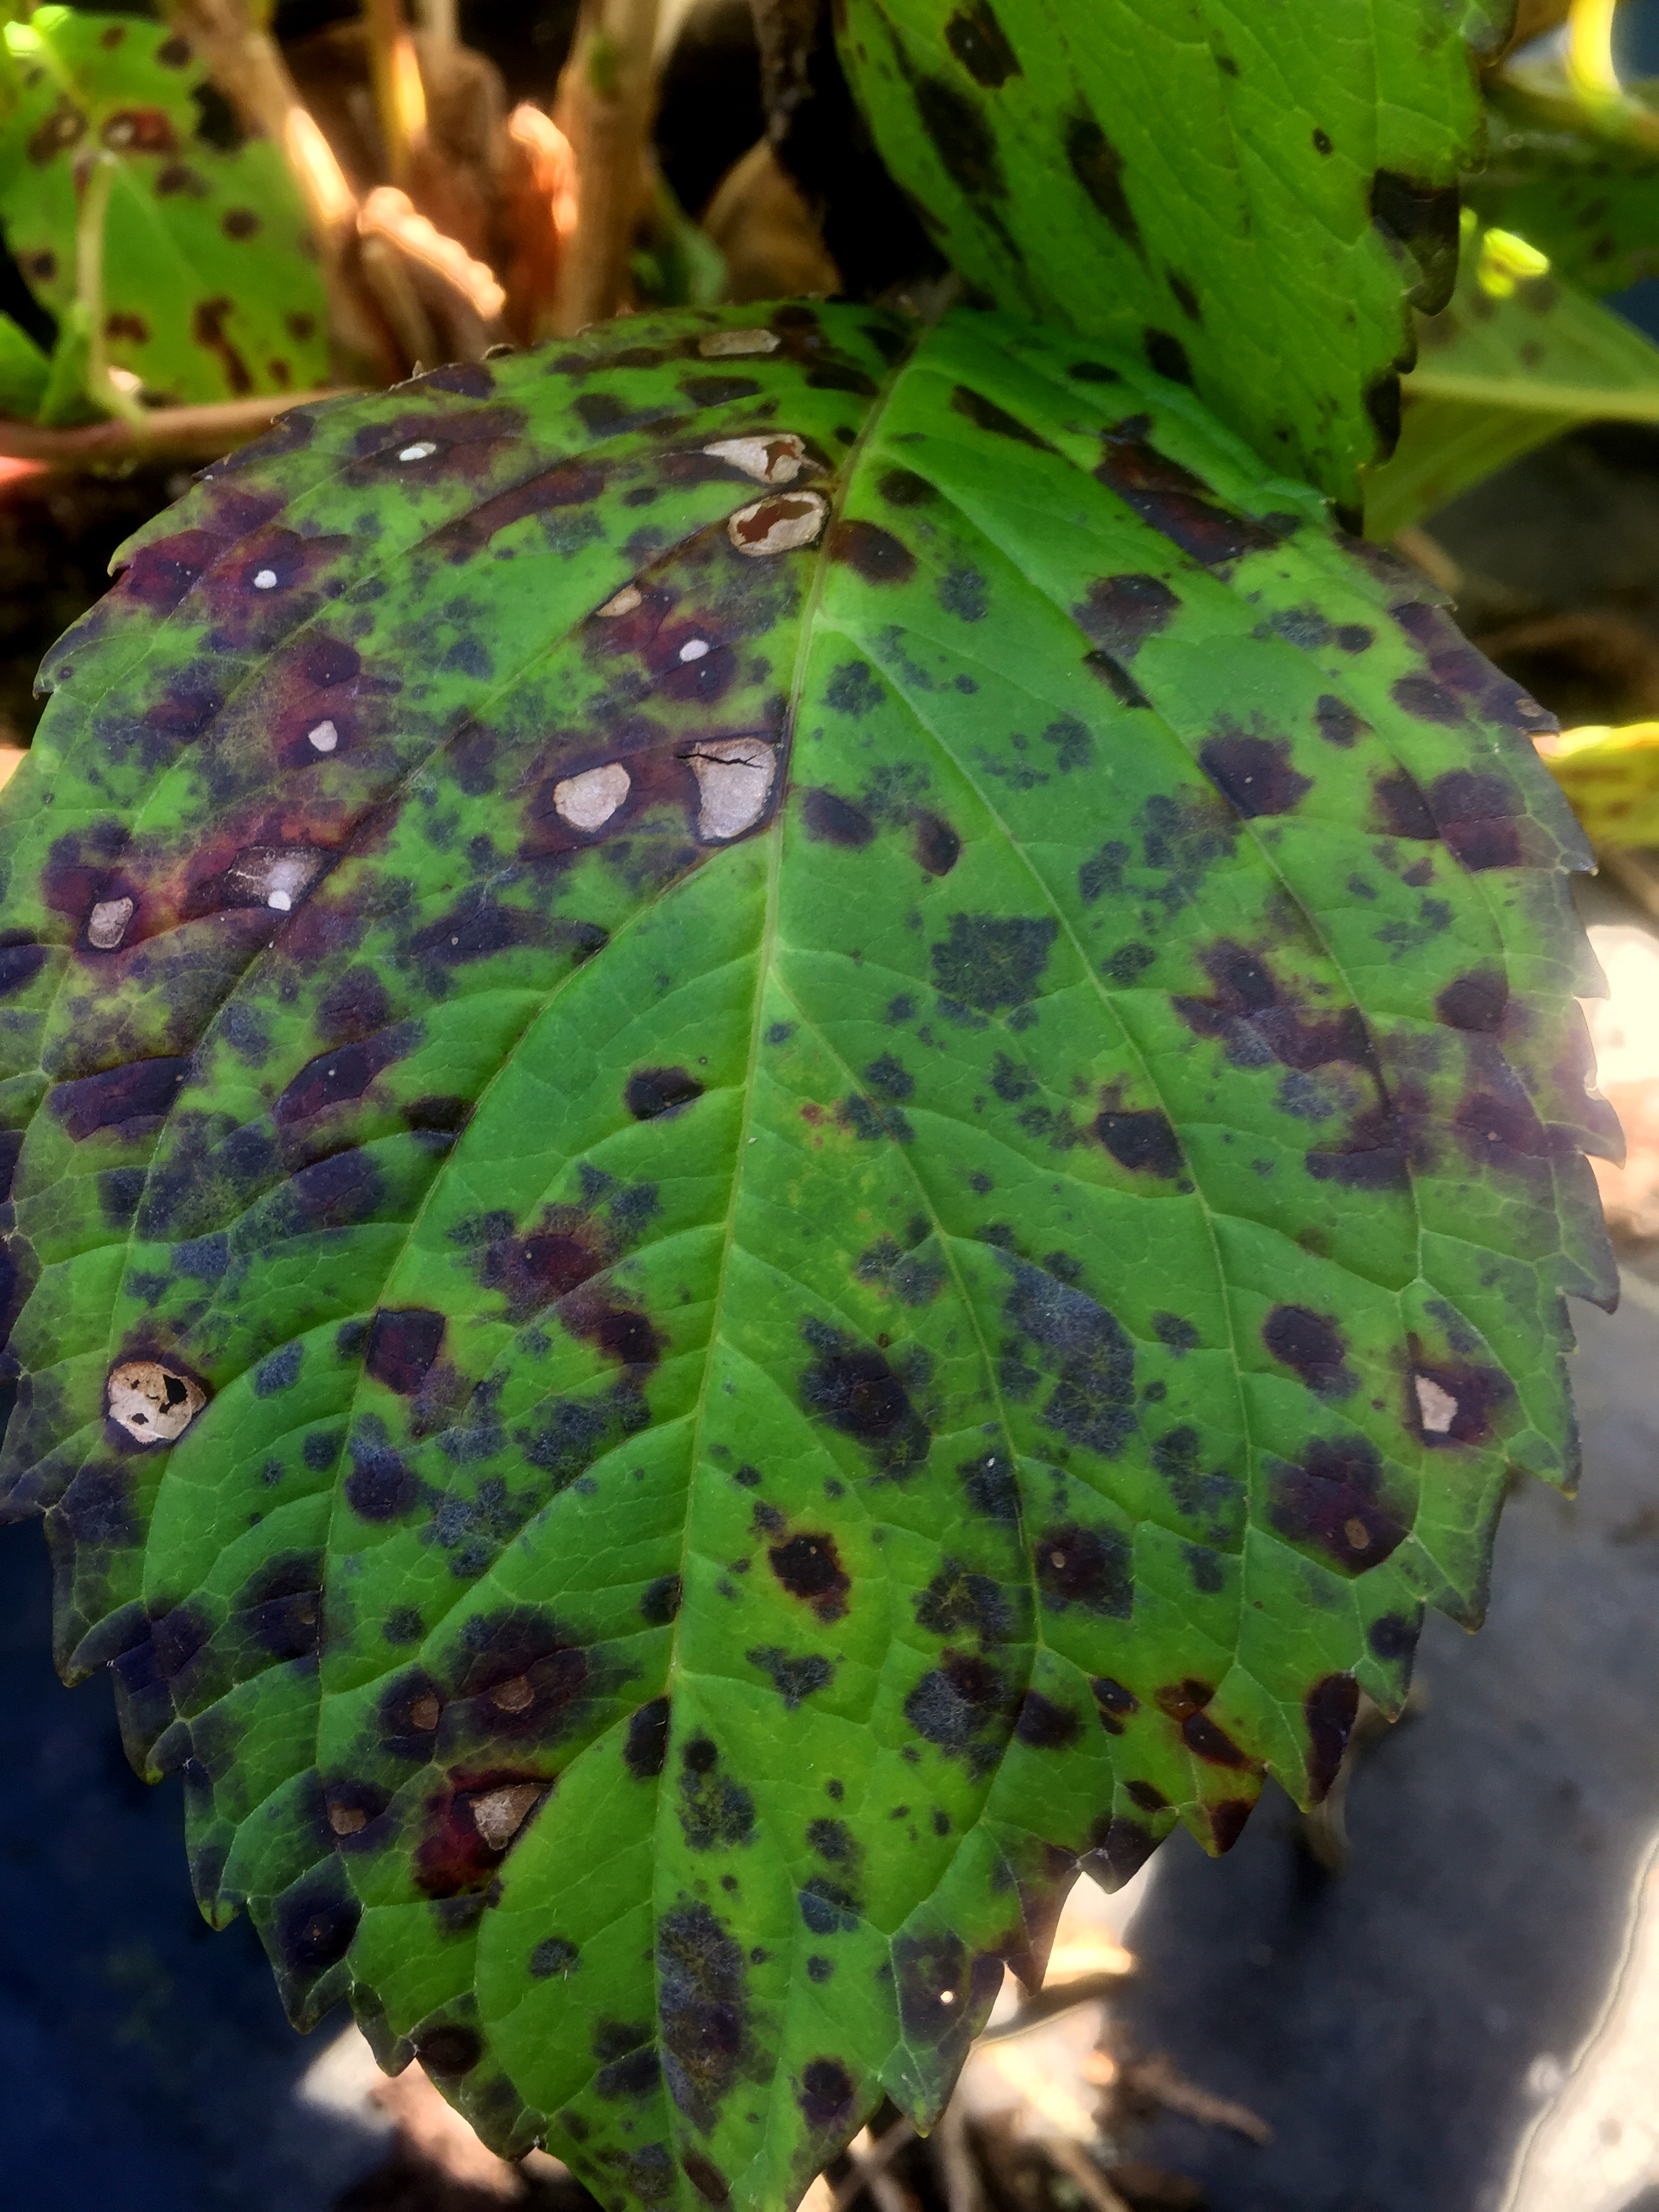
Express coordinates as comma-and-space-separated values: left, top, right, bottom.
915, 1558, 1012, 1643
1094, 1095, 1183, 1179
1075, 579, 1184, 687
838, 1091, 914, 1145
1002, 1259, 1136, 1458
656, 1900, 750, 2131
624, 1696, 670, 1779
1198, 732, 1311, 818
855, 1231, 945, 1308
516, 1377, 650, 1492
49, 1057, 190, 1144
365, 1307, 446, 1395
1370, 171, 1461, 312
1034, 1521, 1132, 1617
1091, 1677, 1139, 1736
1105, 943, 1158, 991
825, 660, 885, 717
1064, 111, 1140, 248
863, 1052, 914, 1105
914, 812, 961, 874
747, 1647, 835, 1707
344, 1422, 418, 1521
1267, 1435, 1408, 1572
799, 1317, 930, 1477
1175, 941, 1373, 1076
1155, 1679, 1252, 1767
960, 1448, 1019, 1523
679, 1735, 756, 1850
903, 1650, 1014, 1773
1016, 1691, 1080, 1748
930, 912, 1057, 1019
802, 787, 876, 848
830, 519, 916, 585
1263, 1305, 1355, 1399
1097, 423, 1279, 567
768, 1529, 851, 1622
1305, 1673, 1359, 1798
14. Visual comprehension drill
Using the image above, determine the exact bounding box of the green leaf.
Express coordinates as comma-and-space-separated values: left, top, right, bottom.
0, 303, 47, 415
0, 7, 328, 407
1469, 75, 1659, 298
835, 0, 1506, 509
0, 304, 1612, 2209
1364, 213, 1659, 538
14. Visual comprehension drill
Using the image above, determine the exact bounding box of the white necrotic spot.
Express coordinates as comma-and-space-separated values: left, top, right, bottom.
307, 720, 339, 753
702, 433, 809, 485
399, 441, 439, 462
107, 1359, 205, 1445
699, 327, 780, 358
598, 584, 642, 619
554, 762, 631, 832
1414, 1374, 1458, 1435
87, 897, 134, 950
222, 846, 330, 913
679, 638, 710, 663
728, 491, 828, 558
470, 1782, 544, 1851
686, 738, 777, 842
252, 567, 279, 590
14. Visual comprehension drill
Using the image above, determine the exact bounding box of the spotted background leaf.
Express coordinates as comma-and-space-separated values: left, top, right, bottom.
836, 0, 1513, 510
0, 302, 1614, 2210
0, 6, 328, 410
1468, 79, 1659, 300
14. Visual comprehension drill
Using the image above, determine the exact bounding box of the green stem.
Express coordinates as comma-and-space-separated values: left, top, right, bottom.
77, 154, 146, 430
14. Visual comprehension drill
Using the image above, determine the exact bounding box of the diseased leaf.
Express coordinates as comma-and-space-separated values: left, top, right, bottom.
835, 0, 1508, 508
1539, 718, 1659, 844
0, 303, 1614, 2210
1365, 213, 1659, 537
1469, 76, 1659, 298
0, 7, 328, 407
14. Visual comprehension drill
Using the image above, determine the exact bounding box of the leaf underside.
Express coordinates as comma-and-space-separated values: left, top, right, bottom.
0, 302, 1615, 2211
836, 0, 1509, 508
0, 7, 329, 409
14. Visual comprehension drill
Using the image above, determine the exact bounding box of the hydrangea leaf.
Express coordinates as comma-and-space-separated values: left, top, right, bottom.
0, 7, 328, 408
1364, 213, 1659, 538
834, 0, 1512, 511
0, 303, 1613, 2209
1469, 76, 1659, 298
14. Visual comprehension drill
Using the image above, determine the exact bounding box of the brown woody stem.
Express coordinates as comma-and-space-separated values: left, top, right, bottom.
550, 0, 661, 335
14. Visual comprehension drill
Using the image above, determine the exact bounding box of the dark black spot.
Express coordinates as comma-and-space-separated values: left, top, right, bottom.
1090, 1677, 1139, 1736
1065, 112, 1140, 248
1372, 769, 1439, 841
49, 1058, 190, 1143
0, 935, 45, 998
1368, 1611, 1418, 1665
914, 813, 961, 875
657, 1901, 749, 2132
802, 788, 876, 848
344, 1431, 417, 1521
1095, 1105, 1181, 1179
1364, 373, 1402, 459
798, 2057, 856, 2133
904, 1651, 1013, 1771
1076, 574, 1180, 657
682, 2153, 731, 2205
1168, 271, 1202, 323
930, 912, 1057, 1016
914, 74, 1006, 201
1263, 1305, 1353, 1398
625, 1696, 671, 1780
1313, 127, 1333, 155
960, 1449, 1018, 1523
1035, 1522, 1132, 1617
1082, 1816, 1158, 1889
365, 1308, 445, 1395
1016, 1691, 1080, 1748
1315, 695, 1365, 747
1427, 771, 1525, 872
682, 374, 762, 406
951, 385, 1054, 450
252, 1344, 302, 1397
767, 1531, 851, 1622
1436, 968, 1509, 1033
270, 1867, 359, 1980
915, 1560, 1011, 1643
800, 1319, 930, 1477
626, 1067, 704, 1120
830, 520, 916, 584
1305, 1672, 1359, 1799
1143, 329, 1193, 385
880, 468, 932, 506
825, 661, 884, 717
1199, 733, 1311, 817
595, 2044, 661, 2101
640, 1574, 682, 1625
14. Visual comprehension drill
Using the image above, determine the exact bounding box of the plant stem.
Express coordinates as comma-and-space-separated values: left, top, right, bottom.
1567, 0, 1621, 98
77, 154, 146, 428
0, 388, 348, 464
550, 0, 661, 335
363, 0, 428, 192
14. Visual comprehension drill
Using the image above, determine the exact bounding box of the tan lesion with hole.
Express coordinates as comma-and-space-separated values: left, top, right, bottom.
106, 1360, 205, 1443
